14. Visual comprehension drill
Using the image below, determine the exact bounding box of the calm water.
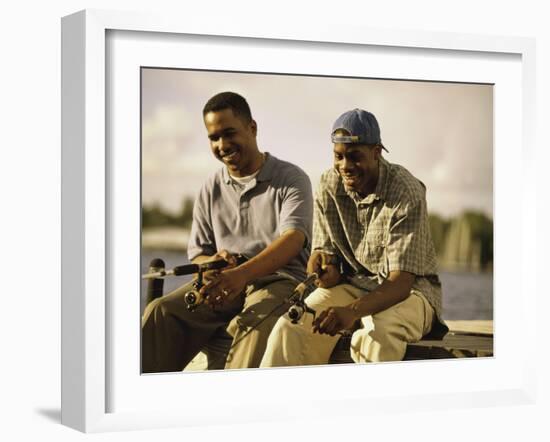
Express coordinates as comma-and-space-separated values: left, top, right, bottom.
141, 250, 493, 320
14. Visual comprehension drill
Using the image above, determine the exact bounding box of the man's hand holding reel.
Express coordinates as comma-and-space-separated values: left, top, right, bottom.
306, 251, 357, 337
142, 250, 248, 311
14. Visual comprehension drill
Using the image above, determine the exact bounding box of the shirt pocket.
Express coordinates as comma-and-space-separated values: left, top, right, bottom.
365, 228, 387, 273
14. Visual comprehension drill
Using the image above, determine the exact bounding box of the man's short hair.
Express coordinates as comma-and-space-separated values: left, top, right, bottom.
203, 91, 252, 123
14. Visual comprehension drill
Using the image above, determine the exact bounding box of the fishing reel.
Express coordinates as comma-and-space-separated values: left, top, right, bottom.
142, 253, 247, 311
287, 255, 341, 324
287, 272, 318, 324
184, 285, 206, 312
184, 254, 247, 311
288, 300, 316, 324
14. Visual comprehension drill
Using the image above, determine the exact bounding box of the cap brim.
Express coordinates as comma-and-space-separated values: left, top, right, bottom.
331, 133, 389, 152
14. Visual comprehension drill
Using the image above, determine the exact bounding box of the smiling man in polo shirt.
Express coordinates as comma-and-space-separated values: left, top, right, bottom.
141, 91, 313, 372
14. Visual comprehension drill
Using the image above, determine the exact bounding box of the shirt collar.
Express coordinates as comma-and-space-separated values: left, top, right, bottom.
222, 152, 274, 185
372, 156, 389, 202
256, 152, 275, 182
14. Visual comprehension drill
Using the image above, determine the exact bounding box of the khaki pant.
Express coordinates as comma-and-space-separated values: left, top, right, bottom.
260, 283, 434, 367
141, 275, 296, 373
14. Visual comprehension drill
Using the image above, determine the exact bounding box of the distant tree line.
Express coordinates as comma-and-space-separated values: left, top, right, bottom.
142, 197, 194, 229
429, 211, 493, 271
143, 199, 493, 271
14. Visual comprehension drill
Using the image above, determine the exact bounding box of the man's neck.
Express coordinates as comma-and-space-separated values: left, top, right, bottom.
229, 151, 265, 178
358, 162, 380, 198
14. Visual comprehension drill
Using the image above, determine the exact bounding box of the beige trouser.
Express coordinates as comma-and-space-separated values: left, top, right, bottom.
260, 283, 434, 367
141, 275, 295, 373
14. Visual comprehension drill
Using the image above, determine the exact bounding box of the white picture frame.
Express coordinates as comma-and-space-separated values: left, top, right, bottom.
61, 9, 537, 433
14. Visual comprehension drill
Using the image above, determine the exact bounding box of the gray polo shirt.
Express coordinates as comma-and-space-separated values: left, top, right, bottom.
187, 153, 313, 281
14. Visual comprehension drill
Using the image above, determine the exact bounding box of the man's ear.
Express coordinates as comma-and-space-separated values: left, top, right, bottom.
373, 145, 383, 159
250, 119, 258, 136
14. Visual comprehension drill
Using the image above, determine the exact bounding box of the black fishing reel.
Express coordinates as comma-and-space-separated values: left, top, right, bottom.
183, 254, 247, 311
287, 272, 318, 324
288, 300, 316, 324
184, 285, 206, 312
142, 253, 247, 311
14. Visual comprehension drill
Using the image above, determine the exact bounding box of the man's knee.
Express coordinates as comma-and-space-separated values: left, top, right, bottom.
367, 312, 410, 342
261, 316, 307, 367
268, 315, 308, 345
142, 293, 183, 326
305, 284, 359, 310
351, 317, 408, 362
227, 301, 283, 338
304, 286, 335, 310
142, 296, 164, 323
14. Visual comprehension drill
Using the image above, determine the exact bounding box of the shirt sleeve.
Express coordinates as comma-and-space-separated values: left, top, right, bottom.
187, 184, 217, 261
311, 188, 338, 255
278, 171, 313, 247
386, 198, 431, 275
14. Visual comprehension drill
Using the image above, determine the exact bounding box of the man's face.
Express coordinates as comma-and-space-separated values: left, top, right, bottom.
204, 108, 258, 176
333, 141, 381, 197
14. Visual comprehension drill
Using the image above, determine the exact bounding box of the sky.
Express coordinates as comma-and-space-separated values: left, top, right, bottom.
141, 68, 493, 219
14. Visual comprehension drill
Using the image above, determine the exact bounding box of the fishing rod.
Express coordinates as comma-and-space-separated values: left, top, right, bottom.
287, 272, 319, 323
142, 254, 248, 311
204, 271, 321, 369
142, 259, 234, 279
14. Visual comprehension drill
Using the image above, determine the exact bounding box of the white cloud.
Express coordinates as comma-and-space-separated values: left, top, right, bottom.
142, 105, 193, 145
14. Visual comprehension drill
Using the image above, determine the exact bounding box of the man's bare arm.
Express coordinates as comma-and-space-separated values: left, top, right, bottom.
348, 270, 415, 318
237, 229, 306, 281
200, 229, 306, 303
313, 271, 415, 335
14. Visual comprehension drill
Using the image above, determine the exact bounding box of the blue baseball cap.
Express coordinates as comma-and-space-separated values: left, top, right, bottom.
331, 108, 388, 152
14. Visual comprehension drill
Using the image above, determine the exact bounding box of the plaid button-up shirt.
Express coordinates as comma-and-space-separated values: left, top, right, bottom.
313, 156, 446, 334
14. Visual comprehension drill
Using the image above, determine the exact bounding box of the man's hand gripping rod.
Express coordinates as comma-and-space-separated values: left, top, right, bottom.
142, 255, 247, 311
287, 272, 318, 323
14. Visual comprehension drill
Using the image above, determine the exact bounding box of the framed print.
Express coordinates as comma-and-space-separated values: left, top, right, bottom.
61, 9, 537, 433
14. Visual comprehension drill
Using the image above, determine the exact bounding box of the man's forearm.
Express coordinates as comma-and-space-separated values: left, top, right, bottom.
236, 229, 306, 282
348, 271, 415, 319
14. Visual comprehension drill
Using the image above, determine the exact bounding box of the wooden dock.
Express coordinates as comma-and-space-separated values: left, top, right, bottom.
184, 320, 493, 371
406, 320, 493, 360
144, 258, 493, 371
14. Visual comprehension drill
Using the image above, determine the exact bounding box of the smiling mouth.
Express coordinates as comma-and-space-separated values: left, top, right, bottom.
341, 174, 360, 185
220, 150, 239, 162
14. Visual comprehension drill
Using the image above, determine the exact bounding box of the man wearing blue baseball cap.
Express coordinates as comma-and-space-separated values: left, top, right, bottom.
261, 108, 447, 367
